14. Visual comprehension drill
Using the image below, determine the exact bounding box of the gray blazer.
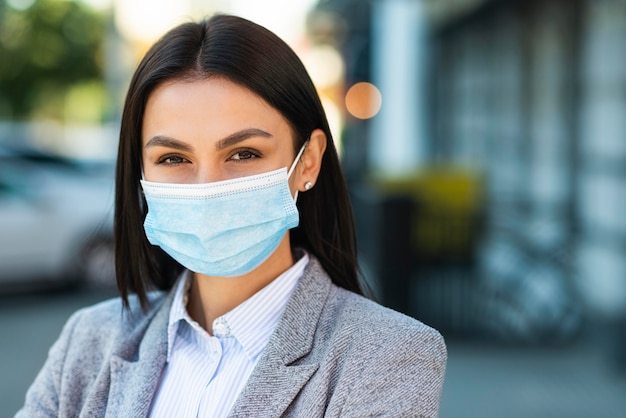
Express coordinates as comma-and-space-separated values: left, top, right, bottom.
16, 257, 446, 417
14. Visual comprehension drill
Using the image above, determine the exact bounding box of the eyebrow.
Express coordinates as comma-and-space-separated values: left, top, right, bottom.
144, 128, 273, 152
144, 135, 193, 152
215, 128, 273, 150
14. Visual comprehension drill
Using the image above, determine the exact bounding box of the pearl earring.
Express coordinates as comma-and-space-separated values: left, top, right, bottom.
304, 181, 313, 190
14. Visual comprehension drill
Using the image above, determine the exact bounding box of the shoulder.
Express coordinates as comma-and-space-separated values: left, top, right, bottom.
323, 290, 447, 417
59, 291, 169, 355
301, 255, 446, 361
66, 291, 167, 329
326, 286, 446, 361
15, 291, 171, 417
299, 265, 447, 416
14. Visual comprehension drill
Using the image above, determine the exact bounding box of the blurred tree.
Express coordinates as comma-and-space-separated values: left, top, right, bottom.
0, 0, 105, 121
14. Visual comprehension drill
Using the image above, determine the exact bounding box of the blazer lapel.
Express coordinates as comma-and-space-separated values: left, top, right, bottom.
105, 293, 174, 418
228, 258, 331, 417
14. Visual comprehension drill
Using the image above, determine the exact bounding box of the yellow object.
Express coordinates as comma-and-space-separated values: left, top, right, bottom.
372, 168, 484, 261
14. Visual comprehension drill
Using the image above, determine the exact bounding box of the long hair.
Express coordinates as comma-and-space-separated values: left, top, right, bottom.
115, 14, 362, 309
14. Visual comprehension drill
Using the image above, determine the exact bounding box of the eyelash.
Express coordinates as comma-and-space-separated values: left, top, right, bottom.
156, 154, 188, 166
155, 148, 262, 166
228, 148, 261, 161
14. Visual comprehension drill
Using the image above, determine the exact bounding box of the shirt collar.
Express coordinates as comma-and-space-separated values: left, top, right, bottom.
166, 270, 193, 360
166, 250, 309, 362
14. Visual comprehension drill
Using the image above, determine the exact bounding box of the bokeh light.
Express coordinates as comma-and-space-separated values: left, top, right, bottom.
302, 45, 345, 89
114, 0, 192, 45
345, 82, 382, 119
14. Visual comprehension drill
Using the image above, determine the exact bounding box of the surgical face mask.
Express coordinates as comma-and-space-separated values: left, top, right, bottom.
140, 143, 307, 277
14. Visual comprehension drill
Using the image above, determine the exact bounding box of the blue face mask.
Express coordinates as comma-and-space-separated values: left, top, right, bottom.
140, 144, 307, 277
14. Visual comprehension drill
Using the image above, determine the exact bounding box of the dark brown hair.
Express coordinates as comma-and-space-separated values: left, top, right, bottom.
115, 14, 362, 309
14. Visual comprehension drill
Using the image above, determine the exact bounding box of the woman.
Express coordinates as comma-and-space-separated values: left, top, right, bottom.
17, 15, 446, 417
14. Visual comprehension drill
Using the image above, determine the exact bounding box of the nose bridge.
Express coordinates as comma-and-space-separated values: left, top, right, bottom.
195, 162, 222, 184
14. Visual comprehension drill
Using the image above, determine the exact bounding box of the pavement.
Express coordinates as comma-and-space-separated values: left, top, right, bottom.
2, 286, 625, 417
439, 332, 626, 418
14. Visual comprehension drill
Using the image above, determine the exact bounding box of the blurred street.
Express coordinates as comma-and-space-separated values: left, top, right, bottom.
441, 333, 626, 418
2, 285, 626, 417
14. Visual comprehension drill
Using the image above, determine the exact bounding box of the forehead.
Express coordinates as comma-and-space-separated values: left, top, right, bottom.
142, 77, 293, 142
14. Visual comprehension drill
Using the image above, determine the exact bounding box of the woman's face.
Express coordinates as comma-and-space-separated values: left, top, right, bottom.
142, 77, 299, 190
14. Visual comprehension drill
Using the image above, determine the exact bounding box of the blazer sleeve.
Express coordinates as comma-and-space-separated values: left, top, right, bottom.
14, 310, 82, 418
338, 326, 447, 418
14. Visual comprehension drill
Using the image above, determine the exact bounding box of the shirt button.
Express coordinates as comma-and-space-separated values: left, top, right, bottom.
212, 317, 231, 337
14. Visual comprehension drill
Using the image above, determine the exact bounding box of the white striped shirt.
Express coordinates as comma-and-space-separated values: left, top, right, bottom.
148, 252, 309, 418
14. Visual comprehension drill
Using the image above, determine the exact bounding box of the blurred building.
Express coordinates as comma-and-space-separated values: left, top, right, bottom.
431, 0, 626, 317
317, 0, 626, 344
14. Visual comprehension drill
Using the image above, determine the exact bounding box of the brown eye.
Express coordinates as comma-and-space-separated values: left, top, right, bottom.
230, 149, 260, 161
158, 154, 187, 165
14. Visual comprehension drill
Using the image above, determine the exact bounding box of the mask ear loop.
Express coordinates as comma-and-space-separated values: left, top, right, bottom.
288, 141, 309, 202
140, 164, 146, 197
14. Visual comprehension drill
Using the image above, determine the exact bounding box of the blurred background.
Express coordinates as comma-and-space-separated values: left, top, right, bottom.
1, 0, 625, 416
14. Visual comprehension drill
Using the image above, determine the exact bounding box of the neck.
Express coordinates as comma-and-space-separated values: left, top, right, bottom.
187, 236, 295, 334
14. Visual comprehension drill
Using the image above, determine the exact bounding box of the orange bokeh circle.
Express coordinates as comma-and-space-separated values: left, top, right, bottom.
345, 82, 382, 119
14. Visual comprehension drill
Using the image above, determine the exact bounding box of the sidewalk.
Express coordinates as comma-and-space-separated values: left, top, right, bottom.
439, 331, 626, 418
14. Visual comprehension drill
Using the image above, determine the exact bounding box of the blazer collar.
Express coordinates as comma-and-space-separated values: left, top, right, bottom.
228, 256, 332, 417
105, 290, 176, 418
97, 257, 332, 418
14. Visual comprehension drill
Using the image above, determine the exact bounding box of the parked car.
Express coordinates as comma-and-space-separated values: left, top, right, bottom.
0, 145, 116, 291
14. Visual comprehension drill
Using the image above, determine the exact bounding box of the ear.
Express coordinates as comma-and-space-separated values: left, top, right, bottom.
296, 128, 327, 192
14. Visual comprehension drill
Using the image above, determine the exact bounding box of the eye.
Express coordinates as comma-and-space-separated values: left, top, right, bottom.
157, 154, 188, 165
229, 149, 261, 161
